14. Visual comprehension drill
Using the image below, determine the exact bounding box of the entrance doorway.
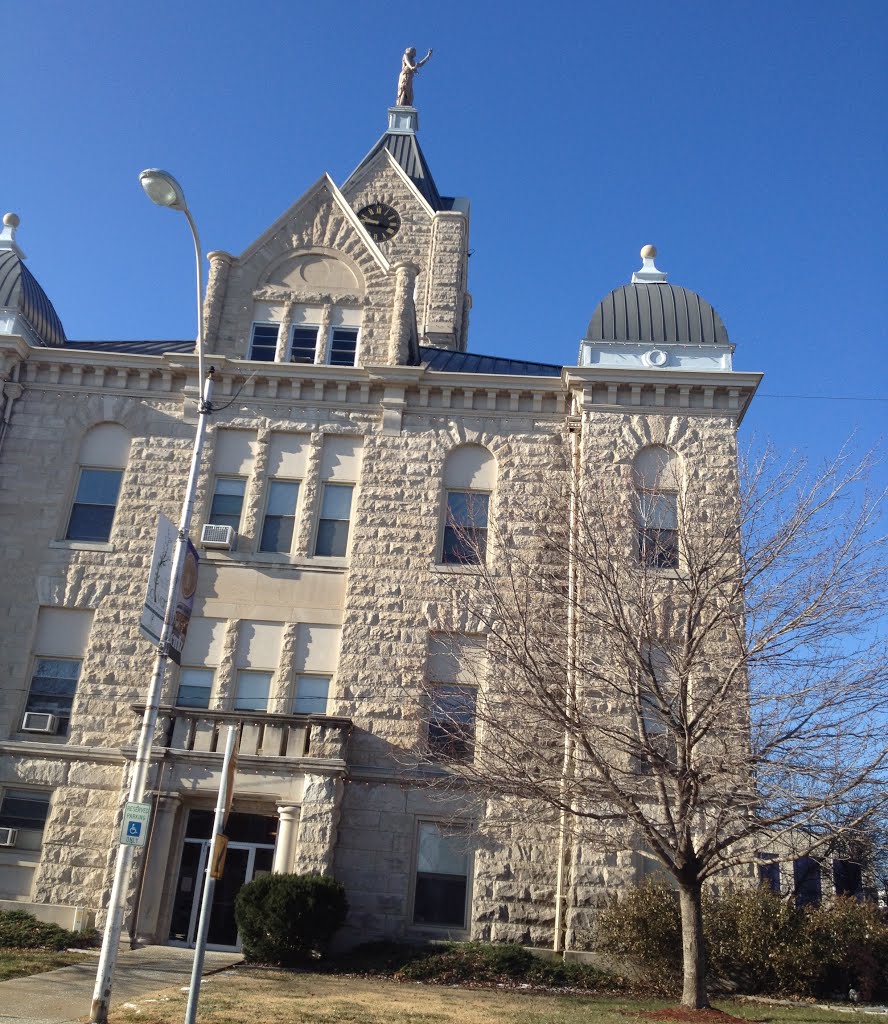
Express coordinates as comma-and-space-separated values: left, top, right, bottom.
169, 809, 276, 951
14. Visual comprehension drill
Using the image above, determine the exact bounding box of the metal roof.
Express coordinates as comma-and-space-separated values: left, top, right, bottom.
586, 282, 729, 346
65, 340, 195, 355
419, 346, 562, 377
346, 130, 444, 212
0, 248, 67, 347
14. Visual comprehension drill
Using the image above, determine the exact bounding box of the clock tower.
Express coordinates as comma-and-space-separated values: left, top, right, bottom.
340, 104, 471, 352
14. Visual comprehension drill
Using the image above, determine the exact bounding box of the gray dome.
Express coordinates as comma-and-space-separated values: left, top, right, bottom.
0, 247, 67, 347
586, 282, 729, 346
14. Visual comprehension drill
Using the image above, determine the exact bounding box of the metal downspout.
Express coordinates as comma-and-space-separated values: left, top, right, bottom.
554, 405, 581, 952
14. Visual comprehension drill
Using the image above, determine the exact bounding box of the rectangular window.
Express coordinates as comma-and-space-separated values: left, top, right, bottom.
414, 822, 470, 928
292, 674, 330, 715
260, 480, 299, 553
793, 857, 822, 907
210, 478, 246, 530
833, 859, 862, 897
428, 685, 477, 762
66, 468, 123, 542
0, 789, 50, 832
315, 483, 354, 557
329, 327, 359, 366
290, 326, 319, 364
638, 493, 679, 570
249, 323, 279, 362
176, 667, 214, 709
24, 658, 81, 735
234, 670, 272, 712
757, 855, 781, 893
442, 491, 489, 565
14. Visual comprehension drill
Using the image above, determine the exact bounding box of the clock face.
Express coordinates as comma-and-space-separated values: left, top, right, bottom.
357, 202, 401, 243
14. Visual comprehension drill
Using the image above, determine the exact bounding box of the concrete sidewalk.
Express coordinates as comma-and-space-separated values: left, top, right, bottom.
0, 946, 242, 1024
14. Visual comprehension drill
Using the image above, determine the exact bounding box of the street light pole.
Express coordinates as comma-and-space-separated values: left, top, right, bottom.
90, 170, 212, 1024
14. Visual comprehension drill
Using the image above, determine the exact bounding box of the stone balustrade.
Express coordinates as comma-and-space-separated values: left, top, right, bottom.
131, 705, 352, 762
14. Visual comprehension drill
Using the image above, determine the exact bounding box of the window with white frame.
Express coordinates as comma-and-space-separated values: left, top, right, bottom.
633, 445, 680, 570
65, 423, 130, 542
290, 325, 320, 364
440, 445, 496, 565
292, 674, 330, 714
21, 608, 93, 737
249, 323, 279, 361
313, 436, 362, 558
0, 789, 50, 833
176, 667, 214, 709
260, 480, 300, 553
24, 659, 81, 735
413, 822, 471, 928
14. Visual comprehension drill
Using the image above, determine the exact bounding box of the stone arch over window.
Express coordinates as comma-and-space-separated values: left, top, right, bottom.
65, 423, 131, 542
440, 445, 496, 565
632, 445, 680, 570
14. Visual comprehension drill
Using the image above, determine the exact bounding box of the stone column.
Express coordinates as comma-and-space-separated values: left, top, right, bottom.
272, 804, 301, 874
239, 427, 270, 550
388, 261, 420, 365
274, 302, 296, 363
134, 793, 182, 942
213, 619, 241, 710
270, 622, 300, 714
204, 251, 233, 346
315, 305, 333, 365
291, 774, 343, 876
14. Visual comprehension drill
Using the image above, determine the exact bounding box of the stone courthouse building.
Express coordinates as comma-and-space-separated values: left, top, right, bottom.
0, 81, 762, 952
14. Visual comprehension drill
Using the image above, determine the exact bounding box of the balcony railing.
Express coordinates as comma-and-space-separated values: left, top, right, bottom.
131, 705, 352, 762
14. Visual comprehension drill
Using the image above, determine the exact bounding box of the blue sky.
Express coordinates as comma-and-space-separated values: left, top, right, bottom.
5, 0, 886, 463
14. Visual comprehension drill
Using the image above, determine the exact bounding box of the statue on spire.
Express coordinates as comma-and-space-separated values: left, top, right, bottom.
396, 46, 433, 107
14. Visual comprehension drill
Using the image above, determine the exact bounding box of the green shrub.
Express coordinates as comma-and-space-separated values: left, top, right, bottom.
0, 910, 94, 951
394, 941, 616, 990
595, 881, 888, 999
234, 873, 348, 966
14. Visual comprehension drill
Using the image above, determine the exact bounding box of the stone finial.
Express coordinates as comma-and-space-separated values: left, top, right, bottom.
632, 244, 667, 284
0, 213, 25, 256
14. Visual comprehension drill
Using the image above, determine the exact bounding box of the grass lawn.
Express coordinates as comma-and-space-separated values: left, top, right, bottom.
111, 967, 860, 1024
0, 947, 93, 982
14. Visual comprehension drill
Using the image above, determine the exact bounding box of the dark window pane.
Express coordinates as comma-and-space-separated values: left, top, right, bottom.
329, 328, 358, 366
442, 526, 487, 565
66, 503, 116, 542
447, 491, 489, 529
75, 469, 123, 506
639, 528, 679, 569
414, 873, 467, 927
757, 858, 781, 893
290, 327, 318, 364
250, 324, 278, 361
260, 515, 294, 553
0, 790, 51, 831
315, 519, 350, 557
833, 859, 862, 897
794, 857, 822, 907
25, 660, 80, 735
210, 480, 245, 530
428, 686, 476, 762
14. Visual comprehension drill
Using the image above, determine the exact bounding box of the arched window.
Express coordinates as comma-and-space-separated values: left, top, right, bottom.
633, 445, 679, 570
440, 445, 496, 565
65, 423, 130, 542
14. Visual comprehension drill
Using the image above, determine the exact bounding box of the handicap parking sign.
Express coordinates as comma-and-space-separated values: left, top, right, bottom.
120, 802, 151, 847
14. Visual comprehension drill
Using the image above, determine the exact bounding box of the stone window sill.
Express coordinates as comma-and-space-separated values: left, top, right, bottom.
201, 549, 348, 571
49, 539, 114, 552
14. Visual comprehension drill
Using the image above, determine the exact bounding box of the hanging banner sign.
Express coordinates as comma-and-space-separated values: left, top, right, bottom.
139, 515, 199, 662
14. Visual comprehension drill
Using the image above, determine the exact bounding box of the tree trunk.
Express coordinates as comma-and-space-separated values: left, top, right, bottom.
677, 880, 710, 1009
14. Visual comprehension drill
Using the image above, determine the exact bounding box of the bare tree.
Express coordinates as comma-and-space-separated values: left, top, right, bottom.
417, 434, 888, 1008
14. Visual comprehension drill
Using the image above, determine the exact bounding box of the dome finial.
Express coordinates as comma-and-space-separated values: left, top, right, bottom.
0, 213, 23, 255
632, 243, 667, 284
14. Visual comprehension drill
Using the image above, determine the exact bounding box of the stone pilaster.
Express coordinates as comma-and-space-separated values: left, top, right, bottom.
204, 251, 233, 347
291, 774, 343, 876
292, 432, 324, 557
315, 305, 333, 365
388, 261, 419, 365
239, 427, 270, 549
274, 303, 295, 363
272, 804, 300, 874
270, 622, 300, 714
213, 619, 241, 710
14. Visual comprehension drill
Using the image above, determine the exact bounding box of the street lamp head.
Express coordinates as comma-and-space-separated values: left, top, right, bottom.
139, 168, 188, 212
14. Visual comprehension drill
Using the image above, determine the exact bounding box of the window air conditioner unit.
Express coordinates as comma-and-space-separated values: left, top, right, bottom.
0, 827, 18, 847
21, 712, 59, 734
201, 524, 236, 550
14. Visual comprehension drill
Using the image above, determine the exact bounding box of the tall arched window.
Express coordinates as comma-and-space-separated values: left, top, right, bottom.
633, 445, 680, 570
440, 445, 496, 565
65, 423, 130, 542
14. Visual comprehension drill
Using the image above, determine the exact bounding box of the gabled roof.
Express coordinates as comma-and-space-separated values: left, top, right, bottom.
345, 130, 444, 212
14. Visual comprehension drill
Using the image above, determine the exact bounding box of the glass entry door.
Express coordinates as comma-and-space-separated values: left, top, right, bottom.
168, 811, 276, 951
